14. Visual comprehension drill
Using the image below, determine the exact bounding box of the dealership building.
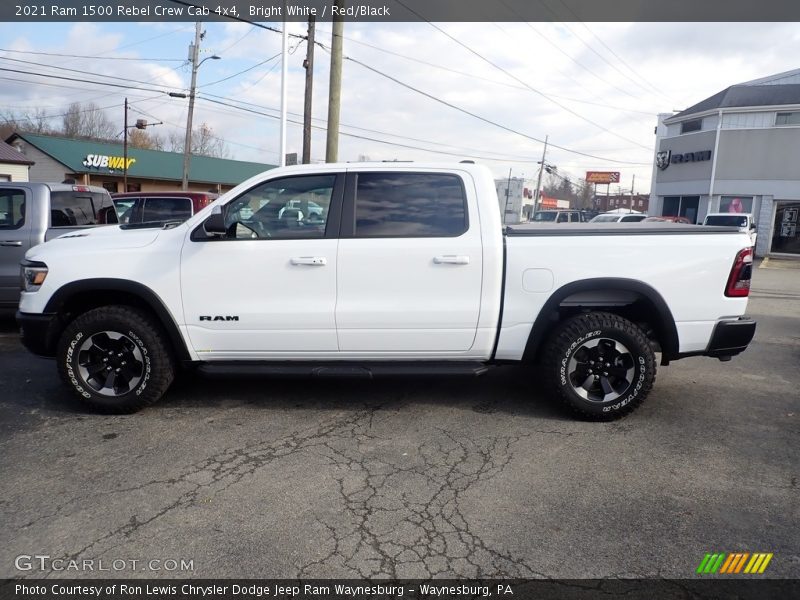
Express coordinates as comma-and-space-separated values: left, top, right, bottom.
5, 132, 275, 194
649, 68, 800, 257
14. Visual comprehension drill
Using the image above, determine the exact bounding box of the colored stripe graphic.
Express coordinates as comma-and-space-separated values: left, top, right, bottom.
697, 554, 712, 574
719, 554, 736, 574
699, 552, 773, 575
735, 553, 750, 573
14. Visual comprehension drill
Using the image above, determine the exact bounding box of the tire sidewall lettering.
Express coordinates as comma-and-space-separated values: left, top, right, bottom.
65, 327, 151, 399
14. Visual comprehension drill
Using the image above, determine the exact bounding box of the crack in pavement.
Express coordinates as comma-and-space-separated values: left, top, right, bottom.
298, 425, 545, 578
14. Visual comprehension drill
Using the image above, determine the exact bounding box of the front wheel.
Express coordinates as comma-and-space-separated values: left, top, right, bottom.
542, 312, 656, 421
57, 306, 175, 413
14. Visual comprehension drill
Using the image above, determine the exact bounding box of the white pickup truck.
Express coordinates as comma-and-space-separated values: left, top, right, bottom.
17, 163, 756, 420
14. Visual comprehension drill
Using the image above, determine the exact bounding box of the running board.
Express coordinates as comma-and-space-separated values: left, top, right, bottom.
196, 361, 491, 379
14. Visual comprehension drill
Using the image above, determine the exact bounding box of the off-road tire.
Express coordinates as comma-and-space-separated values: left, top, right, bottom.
56, 305, 175, 413
542, 311, 656, 421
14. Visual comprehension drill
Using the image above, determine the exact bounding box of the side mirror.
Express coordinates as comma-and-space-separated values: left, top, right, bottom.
750, 223, 756, 230
203, 211, 226, 235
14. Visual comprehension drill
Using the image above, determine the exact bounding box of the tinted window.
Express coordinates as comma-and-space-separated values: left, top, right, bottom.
223, 174, 335, 240
50, 192, 108, 226
142, 197, 193, 223
590, 214, 621, 223
621, 215, 647, 222
680, 119, 702, 134
776, 112, 800, 126
532, 211, 557, 222
0, 189, 25, 229
354, 172, 467, 237
705, 216, 748, 228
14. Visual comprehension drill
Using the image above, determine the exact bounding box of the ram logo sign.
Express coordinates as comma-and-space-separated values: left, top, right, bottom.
199, 316, 240, 322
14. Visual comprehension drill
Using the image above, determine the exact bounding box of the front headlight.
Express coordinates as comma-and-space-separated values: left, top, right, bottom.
21, 260, 48, 292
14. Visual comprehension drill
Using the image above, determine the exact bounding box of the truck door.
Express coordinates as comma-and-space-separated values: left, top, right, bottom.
335, 170, 483, 353
181, 173, 344, 357
0, 187, 30, 307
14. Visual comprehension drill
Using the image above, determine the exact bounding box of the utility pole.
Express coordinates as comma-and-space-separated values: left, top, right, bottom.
532, 134, 548, 219
279, 11, 288, 166
182, 22, 201, 190
630, 174, 635, 213
325, 0, 344, 162
502, 167, 512, 225
302, 16, 315, 164
123, 98, 128, 191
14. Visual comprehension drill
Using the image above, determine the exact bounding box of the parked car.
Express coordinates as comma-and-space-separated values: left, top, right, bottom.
112, 191, 218, 227
590, 212, 648, 223
703, 213, 757, 246
0, 182, 114, 308
642, 216, 692, 224
530, 209, 584, 223
17, 163, 756, 420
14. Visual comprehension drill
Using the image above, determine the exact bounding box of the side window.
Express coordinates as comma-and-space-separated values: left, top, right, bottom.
50, 192, 98, 227
0, 189, 26, 229
223, 174, 335, 240
354, 172, 467, 237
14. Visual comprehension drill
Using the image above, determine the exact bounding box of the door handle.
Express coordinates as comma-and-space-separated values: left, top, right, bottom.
290, 256, 327, 266
433, 255, 470, 265
0, 241, 22, 247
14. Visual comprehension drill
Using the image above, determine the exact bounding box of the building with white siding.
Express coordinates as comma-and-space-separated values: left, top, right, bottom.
649, 68, 800, 257
0, 140, 32, 182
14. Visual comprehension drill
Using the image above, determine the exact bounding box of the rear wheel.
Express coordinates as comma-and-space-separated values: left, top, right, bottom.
57, 306, 175, 413
542, 312, 656, 420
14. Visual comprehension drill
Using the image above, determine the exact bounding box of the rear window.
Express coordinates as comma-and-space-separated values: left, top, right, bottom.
142, 197, 193, 223
705, 215, 748, 228
620, 215, 647, 222
354, 172, 467, 238
50, 191, 110, 227
532, 212, 557, 222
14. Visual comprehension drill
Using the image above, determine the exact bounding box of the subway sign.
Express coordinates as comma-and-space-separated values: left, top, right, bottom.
82, 154, 136, 170
656, 149, 712, 170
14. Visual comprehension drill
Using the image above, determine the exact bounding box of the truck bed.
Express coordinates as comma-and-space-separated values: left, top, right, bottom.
505, 223, 740, 236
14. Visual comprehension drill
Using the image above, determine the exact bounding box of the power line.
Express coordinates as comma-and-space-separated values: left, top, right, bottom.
314, 24, 656, 117
317, 45, 649, 166
0, 47, 184, 62
393, 0, 652, 152
199, 52, 281, 88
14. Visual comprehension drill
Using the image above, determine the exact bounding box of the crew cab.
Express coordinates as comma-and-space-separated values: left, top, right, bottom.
0, 182, 114, 308
16, 164, 756, 420
703, 212, 757, 246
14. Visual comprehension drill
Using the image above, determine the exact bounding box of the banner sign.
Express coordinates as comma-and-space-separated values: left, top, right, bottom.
585, 171, 620, 184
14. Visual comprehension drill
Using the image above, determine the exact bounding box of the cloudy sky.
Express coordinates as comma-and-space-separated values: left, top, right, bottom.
0, 19, 798, 192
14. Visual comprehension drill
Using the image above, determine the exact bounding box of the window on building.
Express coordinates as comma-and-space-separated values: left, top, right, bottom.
638, 199, 644, 207
775, 112, 800, 126
354, 172, 467, 238
0, 189, 25, 229
662, 196, 699, 224
126, 183, 141, 192
680, 119, 702, 134
719, 196, 754, 214
101, 181, 118, 194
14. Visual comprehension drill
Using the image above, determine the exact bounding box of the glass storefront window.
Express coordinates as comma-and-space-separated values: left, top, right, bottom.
720, 196, 753, 214
771, 202, 800, 255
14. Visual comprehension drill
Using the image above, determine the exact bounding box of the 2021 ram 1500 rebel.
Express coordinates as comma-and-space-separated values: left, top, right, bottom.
16, 163, 756, 420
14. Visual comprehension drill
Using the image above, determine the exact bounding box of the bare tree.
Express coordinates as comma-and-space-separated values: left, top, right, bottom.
166, 122, 229, 158
0, 108, 53, 140
62, 102, 116, 140
128, 128, 164, 150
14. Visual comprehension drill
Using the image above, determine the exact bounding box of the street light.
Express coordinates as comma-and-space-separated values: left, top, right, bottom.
181, 26, 221, 190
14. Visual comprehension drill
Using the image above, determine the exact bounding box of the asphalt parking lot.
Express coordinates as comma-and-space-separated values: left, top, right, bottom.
1, 261, 798, 579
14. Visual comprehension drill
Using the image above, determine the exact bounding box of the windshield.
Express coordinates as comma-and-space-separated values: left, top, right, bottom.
705, 215, 747, 228
590, 214, 621, 223
532, 212, 557, 222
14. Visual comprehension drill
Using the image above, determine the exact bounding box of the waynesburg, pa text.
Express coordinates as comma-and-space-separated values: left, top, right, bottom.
14, 584, 514, 598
